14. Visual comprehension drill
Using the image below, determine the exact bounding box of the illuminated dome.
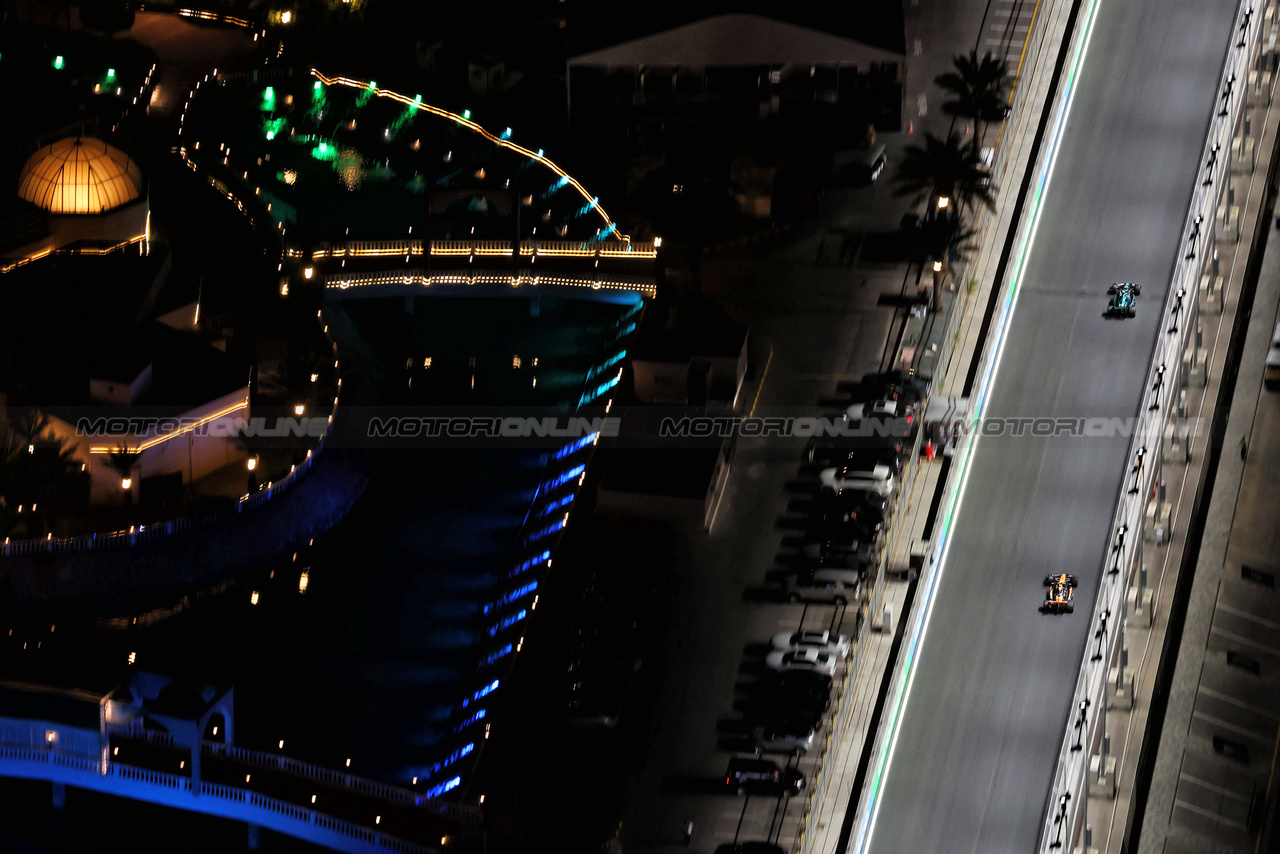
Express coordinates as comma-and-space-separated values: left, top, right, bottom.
17, 137, 143, 214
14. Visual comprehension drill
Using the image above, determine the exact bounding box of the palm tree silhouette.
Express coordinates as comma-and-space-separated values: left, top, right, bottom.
106, 444, 142, 508
892, 132, 997, 216
903, 216, 979, 313
935, 49, 1012, 141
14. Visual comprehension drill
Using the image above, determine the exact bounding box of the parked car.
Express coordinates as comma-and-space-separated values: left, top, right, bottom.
809, 505, 886, 539
806, 434, 905, 465
764, 647, 839, 676
757, 669, 834, 709
980, 100, 1012, 122
811, 488, 891, 527
778, 573, 860, 606
848, 379, 924, 409
844, 398, 904, 423
863, 370, 930, 392
810, 445, 904, 475
819, 464, 894, 496
744, 699, 825, 733
800, 538, 877, 570
803, 567, 865, 588
724, 757, 806, 797
752, 724, 816, 757
771, 629, 850, 658
814, 487, 891, 515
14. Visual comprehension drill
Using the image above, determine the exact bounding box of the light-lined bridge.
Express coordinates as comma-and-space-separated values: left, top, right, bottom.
0, 679, 482, 854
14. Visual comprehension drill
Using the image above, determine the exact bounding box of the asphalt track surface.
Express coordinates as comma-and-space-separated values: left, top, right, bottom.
867, 1, 1240, 852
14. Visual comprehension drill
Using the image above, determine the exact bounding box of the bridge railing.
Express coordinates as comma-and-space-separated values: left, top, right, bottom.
309, 239, 659, 261
115, 727, 479, 823
324, 269, 657, 298
0, 741, 438, 854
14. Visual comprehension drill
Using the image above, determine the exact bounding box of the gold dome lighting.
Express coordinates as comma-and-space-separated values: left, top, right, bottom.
17, 137, 143, 214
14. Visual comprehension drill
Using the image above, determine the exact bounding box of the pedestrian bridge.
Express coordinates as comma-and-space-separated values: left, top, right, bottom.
0, 678, 482, 853
312, 238, 659, 303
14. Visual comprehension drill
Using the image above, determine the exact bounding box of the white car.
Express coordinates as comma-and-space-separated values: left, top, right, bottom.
819, 464, 894, 496
843, 398, 900, 423
771, 630, 850, 659
764, 647, 839, 677
753, 725, 816, 757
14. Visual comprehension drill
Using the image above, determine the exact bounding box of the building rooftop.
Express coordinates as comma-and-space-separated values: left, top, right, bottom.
570, 12, 907, 68
17, 137, 144, 215
568, 2, 906, 62
0, 254, 247, 411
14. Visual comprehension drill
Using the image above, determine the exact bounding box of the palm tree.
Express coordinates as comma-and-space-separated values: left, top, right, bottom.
0, 410, 89, 537
107, 445, 142, 508
935, 49, 1012, 139
892, 132, 997, 215
904, 215, 979, 313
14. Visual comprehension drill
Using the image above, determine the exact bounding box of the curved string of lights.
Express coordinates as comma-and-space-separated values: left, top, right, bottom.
309, 69, 626, 242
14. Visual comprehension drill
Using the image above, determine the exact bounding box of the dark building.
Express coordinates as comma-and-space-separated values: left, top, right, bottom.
567, 4, 906, 140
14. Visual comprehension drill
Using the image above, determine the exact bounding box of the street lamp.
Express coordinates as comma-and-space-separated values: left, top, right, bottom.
932, 260, 943, 273
303, 266, 314, 280
121, 477, 132, 490
294, 404, 306, 416
936, 195, 950, 211
247, 457, 258, 472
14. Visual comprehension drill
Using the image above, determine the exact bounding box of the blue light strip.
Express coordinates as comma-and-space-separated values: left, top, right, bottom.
547, 464, 586, 490
458, 709, 486, 729
424, 776, 462, 798
538, 493, 574, 516
553, 432, 599, 460
486, 608, 528, 637
522, 518, 566, 545
578, 374, 620, 407
508, 551, 551, 579
585, 351, 627, 381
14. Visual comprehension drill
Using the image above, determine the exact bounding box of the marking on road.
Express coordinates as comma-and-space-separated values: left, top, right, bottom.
1178, 772, 1253, 802
917, 93, 927, 116
1174, 798, 1247, 828
1192, 710, 1274, 744
1218, 602, 1280, 631
913, 39, 922, 56
1198, 686, 1280, 720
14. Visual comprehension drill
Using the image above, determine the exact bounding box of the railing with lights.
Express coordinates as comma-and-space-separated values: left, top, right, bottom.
324, 270, 657, 298
1035, 3, 1266, 851
0, 741, 438, 854
309, 69, 628, 241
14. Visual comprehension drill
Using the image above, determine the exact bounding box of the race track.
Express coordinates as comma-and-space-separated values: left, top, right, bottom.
867, 1, 1240, 851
